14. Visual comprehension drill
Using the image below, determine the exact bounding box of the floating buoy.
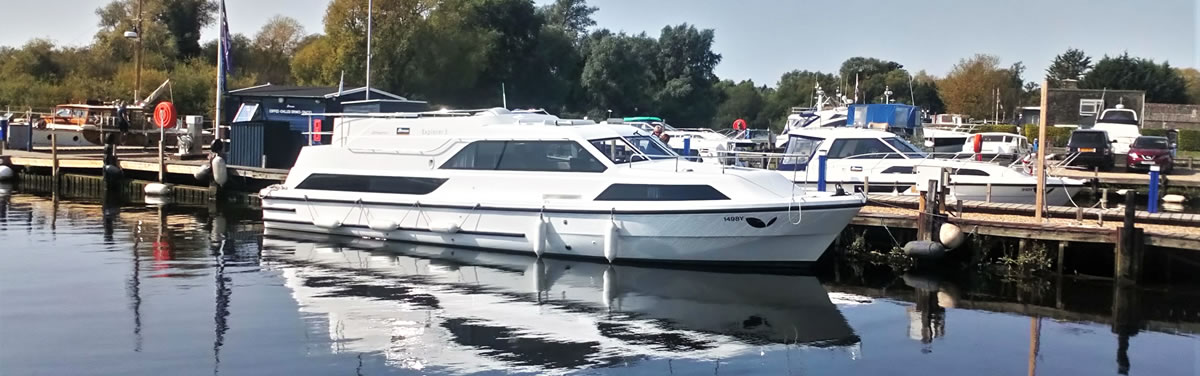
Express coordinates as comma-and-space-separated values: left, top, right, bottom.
211, 156, 228, 187
430, 221, 461, 234
0, 183, 12, 196
1116, 189, 1129, 196
903, 240, 946, 259
313, 219, 343, 229
0, 165, 13, 181
144, 183, 172, 196
1163, 203, 1186, 212
368, 220, 399, 232
938, 223, 964, 250
1163, 194, 1186, 204
603, 221, 619, 263
530, 217, 547, 257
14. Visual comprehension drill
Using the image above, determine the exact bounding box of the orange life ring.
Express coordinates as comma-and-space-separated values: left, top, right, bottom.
153, 102, 177, 129
732, 118, 747, 130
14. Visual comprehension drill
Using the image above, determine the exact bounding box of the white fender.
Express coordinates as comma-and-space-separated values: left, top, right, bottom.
143, 183, 172, 196
211, 156, 229, 187
529, 260, 547, 300
313, 218, 343, 229
603, 221, 619, 263
938, 223, 964, 250
144, 195, 170, 206
530, 217, 546, 257
368, 220, 399, 232
0, 165, 14, 181
1163, 194, 1186, 204
430, 221, 461, 234
0, 183, 11, 196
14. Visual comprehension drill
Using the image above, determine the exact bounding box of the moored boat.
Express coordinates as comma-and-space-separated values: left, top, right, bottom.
259, 109, 866, 265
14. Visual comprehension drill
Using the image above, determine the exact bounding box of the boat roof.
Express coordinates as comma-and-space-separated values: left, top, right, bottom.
332, 108, 651, 146
786, 127, 898, 139
623, 116, 664, 122
975, 132, 1026, 138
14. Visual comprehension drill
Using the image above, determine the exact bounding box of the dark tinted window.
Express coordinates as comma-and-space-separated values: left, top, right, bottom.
1099, 110, 1138, 124
442, 141, 606, 172
952, 169, 990, 176
595, 184, 729, 201
828, 138, 902, 159
296, 174, 446, 195
1068, 131, 1107, 147
1132, 137, 1169, 149
882, 166, 914, 174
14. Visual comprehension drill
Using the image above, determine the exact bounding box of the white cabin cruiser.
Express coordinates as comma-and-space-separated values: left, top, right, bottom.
776, 128, 1085, 206
606, 117, 756, 165
1091, 105, 1141, 155
260, 109, 866, 265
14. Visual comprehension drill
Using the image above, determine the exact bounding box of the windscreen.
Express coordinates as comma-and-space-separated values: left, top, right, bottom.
1132, 137, 1168, 149
1069, 131, 1106, 146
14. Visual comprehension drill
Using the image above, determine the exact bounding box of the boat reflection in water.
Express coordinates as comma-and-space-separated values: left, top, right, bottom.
262, 229, 862, 374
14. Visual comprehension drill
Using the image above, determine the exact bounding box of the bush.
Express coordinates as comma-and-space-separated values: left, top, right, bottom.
1021, 125, 1073, 147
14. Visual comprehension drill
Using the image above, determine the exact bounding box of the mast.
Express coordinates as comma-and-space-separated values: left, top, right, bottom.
365, 0, 373, 100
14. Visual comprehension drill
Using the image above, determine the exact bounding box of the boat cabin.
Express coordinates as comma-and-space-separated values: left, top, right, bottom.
779, 128, 925, 171
46, 104, 147, 129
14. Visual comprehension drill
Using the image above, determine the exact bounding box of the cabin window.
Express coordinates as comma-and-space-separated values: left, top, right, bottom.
881, 166, 915, 174
780, 136, 821, 170
594, 184, 729, 201
296, 174, 447, 195
952, 169, 990, 177
828, 138, 903, 159
883, 137, 924, 157
442, 140, 606, 172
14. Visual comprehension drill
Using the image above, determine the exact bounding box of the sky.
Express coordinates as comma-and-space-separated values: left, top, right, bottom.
3, 0, 1196, 86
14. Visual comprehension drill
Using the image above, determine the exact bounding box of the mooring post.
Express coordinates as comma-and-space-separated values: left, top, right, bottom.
1115, 193, 1144, 283
1057, 241, 1067, 275
1111, 284, 1140, 375
863, 176, 870, 194
917, 179, 939, 242
50, 130, 58, 178
1147, 166, 1159, 213
0, 118, 7, 155
1100, 188, 1108, 210
25, 110, 33, 152
985, 183, 992, 203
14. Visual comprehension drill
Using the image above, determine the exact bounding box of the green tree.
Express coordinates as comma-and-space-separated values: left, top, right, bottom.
939, 54, 1012, 119
1045, 48, 1091, 87
839, 57, 905, 104
159, 0, 218, 59
250, 16, 307, 84
1179, 68, 1200, 104
713, 80, 767, 129
910, 70, 945, 114
758, 70, 838, 131
1081, 53, 1189, 104
650, 24, 721, 127
579, 31, 657, 119
540, 0, 597, 40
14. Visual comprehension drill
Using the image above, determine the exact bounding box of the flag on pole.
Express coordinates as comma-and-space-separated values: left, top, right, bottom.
218, 0, 232, 90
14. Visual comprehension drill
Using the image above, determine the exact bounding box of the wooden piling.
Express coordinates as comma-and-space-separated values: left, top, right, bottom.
50, 130, 58, 177
1057, 241, 1067, 275
985, 183, 992, 203
1115, 193, 1144, 283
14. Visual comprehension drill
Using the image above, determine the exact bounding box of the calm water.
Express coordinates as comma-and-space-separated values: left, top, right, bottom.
1, 190, 1198, 375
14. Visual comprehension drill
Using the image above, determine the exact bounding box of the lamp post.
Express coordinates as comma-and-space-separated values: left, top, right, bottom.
884, 85, 893, 104
125, 0, 144, 103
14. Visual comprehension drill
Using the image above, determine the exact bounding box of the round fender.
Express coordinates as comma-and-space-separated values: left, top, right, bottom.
368, 220, 399, 232
313, 219, 343, 229
530, 218, 546, 257
903, 240, 946, 259
143, 183, 172, 196
211, 156, 228, 186
603, 221, 619, 263
938, 223, 965, 250
0, 165, 13, 181
193, 162, 212, 182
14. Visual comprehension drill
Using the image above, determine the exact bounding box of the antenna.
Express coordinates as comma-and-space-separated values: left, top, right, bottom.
365, 0, 373, 100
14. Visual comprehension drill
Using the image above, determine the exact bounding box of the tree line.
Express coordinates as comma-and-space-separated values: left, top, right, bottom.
2, 0, 1198, 130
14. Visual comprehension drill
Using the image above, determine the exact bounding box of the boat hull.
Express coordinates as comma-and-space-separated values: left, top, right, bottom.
261, 197, 864, 265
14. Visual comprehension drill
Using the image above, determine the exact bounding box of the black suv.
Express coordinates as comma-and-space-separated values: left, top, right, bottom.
1067, 129, 1115, 170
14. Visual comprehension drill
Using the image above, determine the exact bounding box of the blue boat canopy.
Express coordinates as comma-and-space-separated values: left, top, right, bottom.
846, 104, 922, 135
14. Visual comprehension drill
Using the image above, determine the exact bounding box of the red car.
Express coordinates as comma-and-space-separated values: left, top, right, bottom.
1126, 136, 1174, 173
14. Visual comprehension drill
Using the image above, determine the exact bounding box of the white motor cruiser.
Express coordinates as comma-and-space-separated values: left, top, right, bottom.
606, 117, 756, 165
776, 128, 1086, 206
259, 109, 866, 265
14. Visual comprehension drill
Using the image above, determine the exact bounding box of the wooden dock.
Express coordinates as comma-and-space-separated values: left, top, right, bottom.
1, 149, 288, 181
866, 194, 1200, 226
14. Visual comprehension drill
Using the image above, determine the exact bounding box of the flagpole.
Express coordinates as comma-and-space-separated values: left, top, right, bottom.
365, 0, 372, 101
214, 0, 225, 139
